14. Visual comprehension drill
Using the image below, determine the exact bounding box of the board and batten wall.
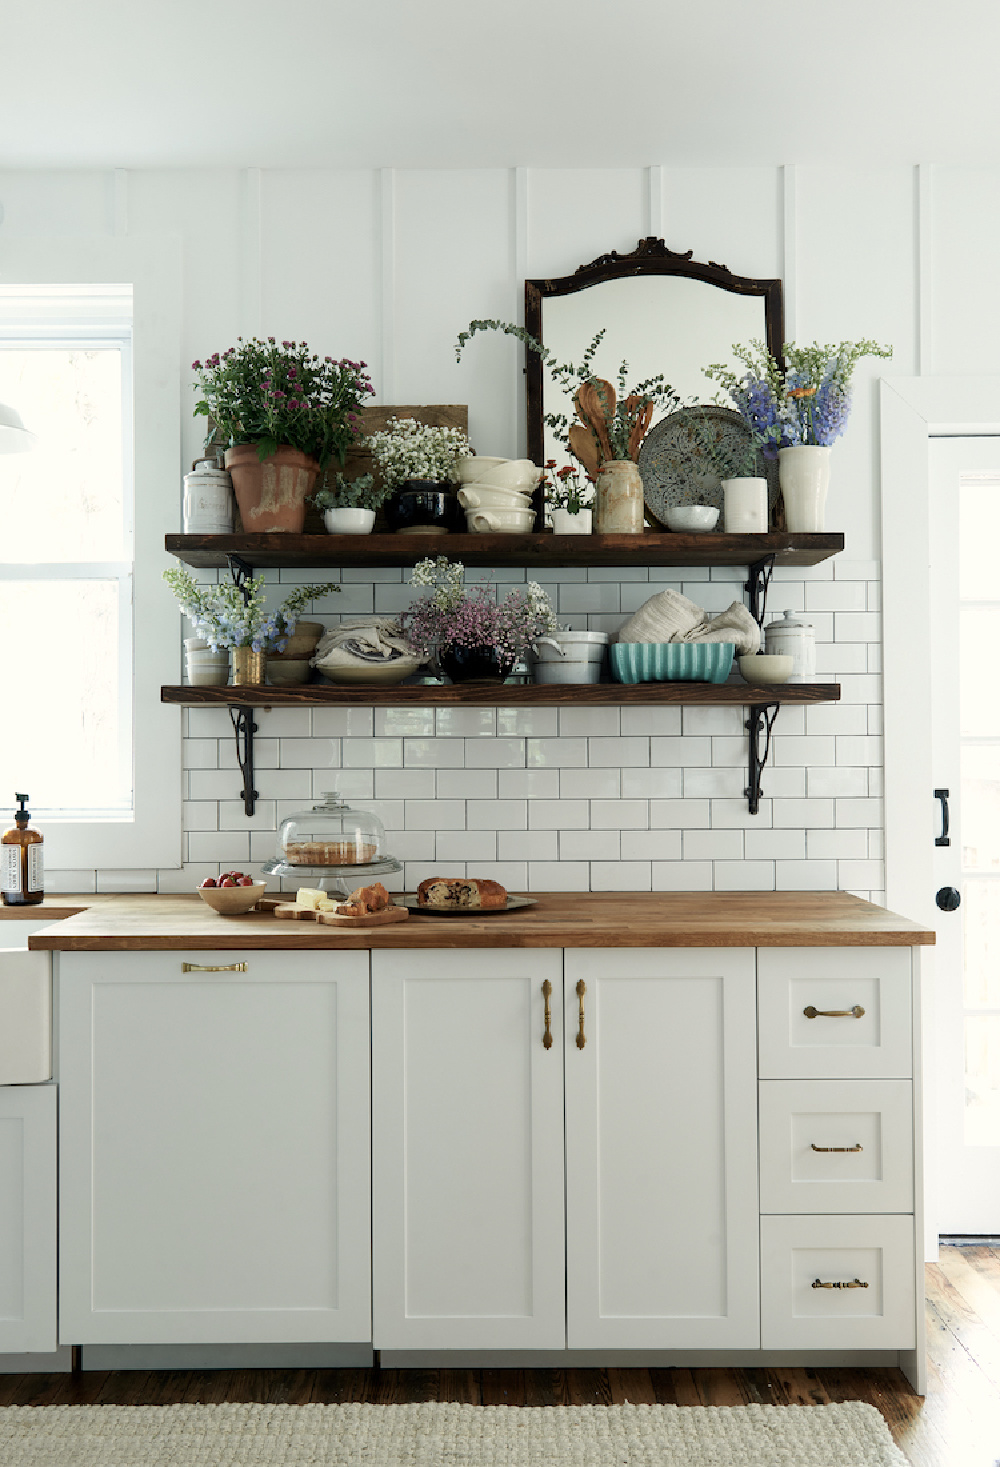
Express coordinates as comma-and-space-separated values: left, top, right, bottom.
1, 162, 993, 898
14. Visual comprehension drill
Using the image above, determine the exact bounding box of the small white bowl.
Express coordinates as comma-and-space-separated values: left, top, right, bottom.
664, 505, 720, 532
455, 455, 508, 485
458, 485, 533, 511
738, 654, 794, 685
465, 507, 536, 534
477, 460, 543, 492
323, 506, 375, 535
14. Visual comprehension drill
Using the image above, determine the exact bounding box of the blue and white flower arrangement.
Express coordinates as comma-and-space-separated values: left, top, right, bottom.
163, 568, 339, 652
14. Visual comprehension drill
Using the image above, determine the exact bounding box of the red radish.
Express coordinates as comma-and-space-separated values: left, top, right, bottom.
237, 876, 254, 887
220, 878, 236, 888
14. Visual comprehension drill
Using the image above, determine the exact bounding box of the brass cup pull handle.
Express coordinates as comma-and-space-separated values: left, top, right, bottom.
811, 1142, 863, 1153
803, 1005, 865, 1019
576, 979, 586, 1049
811, 1278, 869, 1290
542, 979, 553, 1050
182, 962, 248, 973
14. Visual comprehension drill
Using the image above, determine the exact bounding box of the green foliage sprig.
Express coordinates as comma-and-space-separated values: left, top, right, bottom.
312, 473, 391, 513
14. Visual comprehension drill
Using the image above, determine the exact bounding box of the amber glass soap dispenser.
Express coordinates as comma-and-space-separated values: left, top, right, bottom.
1, 793, 44, 906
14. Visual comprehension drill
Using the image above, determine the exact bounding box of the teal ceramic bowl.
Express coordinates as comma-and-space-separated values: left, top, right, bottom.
609, 642, 736, 685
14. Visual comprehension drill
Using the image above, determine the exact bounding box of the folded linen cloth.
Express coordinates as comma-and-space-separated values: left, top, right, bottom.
616, 590, 761, 656
311, 618, 424, 672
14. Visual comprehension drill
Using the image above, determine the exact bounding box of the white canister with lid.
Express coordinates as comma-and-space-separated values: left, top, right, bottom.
764, 609, 816, 683
183, 463, 235, 533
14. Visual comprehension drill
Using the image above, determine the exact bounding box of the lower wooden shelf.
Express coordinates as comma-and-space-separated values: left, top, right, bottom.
161, 682, 840, 709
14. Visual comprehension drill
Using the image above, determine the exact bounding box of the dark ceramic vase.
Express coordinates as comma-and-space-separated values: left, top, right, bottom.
385, 482, 463, 534
439, 645, 514, 684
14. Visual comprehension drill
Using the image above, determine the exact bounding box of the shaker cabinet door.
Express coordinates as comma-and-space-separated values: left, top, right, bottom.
371, 949, 565, 1351
564, 948, 760, 1349
58, 950, 371, 1345
0, 1084, 57, 1354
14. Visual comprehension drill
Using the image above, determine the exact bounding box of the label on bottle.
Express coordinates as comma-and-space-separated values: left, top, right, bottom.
27, 843, 43, 893
1, 845, 22, 896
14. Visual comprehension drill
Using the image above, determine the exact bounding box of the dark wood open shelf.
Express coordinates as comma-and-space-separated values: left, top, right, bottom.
165, 531, 845, 571
161, 681, 840, 709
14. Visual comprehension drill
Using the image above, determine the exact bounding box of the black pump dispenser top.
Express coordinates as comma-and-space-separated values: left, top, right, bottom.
14, 793, 29, 825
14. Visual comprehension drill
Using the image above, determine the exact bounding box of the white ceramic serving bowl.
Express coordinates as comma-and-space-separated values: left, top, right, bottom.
198, 881, 267, 915
323, 507, 375, 534
454, 455, 508, 485
465, 506, 536, 534
476, 459, 543, 492
458, 484, 533, 511
738, 653, 794, 686
664, 504, 720, 532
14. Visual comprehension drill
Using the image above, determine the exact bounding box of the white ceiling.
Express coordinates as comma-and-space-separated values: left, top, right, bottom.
3, 0, 999, 169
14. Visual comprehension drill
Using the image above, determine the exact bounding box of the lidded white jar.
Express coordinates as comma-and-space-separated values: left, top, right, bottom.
764, 609, 816, 683
183, 461, 235, 533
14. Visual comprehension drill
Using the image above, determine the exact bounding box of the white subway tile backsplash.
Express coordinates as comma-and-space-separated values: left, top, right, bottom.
527, 738, 587, 768
652, 860, 713, 891
435, 709, 496, 737
330, 769, 375, 799
475, 862, 530, 889
435, 831, 498, 862
684, 829, 743, 861
375, 708, 435, 737
772, 798, 835, 829
651, 736, 711, 766
651, 799, 710, 828
312, 708, 374, 737
188, 831, 252, 864
563, 831, 620, 860
218, 799, 277, 831
497, 708, 559, 737
498, 830, 558, 862
714, 860, 774, 891
183, 738, 219, 769
186, 708, 236, 738
682, 706, 744, 737
404, 738, 464, 768
218, 736, 279, 771
530, 800, 589, 829
254, 709, 312, 737
342, 738, 403, 768
383, 830, 436, 861
527, 862, 590, 891
438, 769, 499, 799
588, 736, 649, 767
816, 642, 867, 675
467, 800, 528, 830
774, 859, 838, 890
621, 769, 683, 799
591, 800, 649, 829
806, 766, 868, 798
187, 769, 247, 802
621, 707, 682, 736
744, 829, 806, 860
837, 736, 883, 766
404, 800, 466, 829
761, 767, 807, 799
807, 828, 869, 860
558, 583, 620, 614
498, 769, 559, 799
835, 797, 884, 827
375, 769, 436, 800
279, 739, 340, 769
156, 864, 217, 894
465, 737, 527, 768
182, 800, 218, 831
683, 767, 746, 799
591, 861, 652, 891
835, 611, 881, 642
710, 798, 772, 829
564, 769, 622, 799
559, 708, 621, 737
838, 859, 885, 889
804, 704, 869, 736
620, 830, 682, 861
774, 735, 836, 767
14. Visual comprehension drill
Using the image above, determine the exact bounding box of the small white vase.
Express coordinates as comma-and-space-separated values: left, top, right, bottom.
722, 477, 768, 533
323, 506, 376, 535
778, 446, 831, 532
551, 507, 592, 535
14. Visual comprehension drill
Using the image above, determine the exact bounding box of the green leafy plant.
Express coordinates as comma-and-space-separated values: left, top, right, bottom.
192, 337, 375, 469
312, 473, 391, 513
164, 567, 338, 651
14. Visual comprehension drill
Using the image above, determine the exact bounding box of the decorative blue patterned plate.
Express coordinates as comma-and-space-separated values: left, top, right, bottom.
609, 642, 736, 684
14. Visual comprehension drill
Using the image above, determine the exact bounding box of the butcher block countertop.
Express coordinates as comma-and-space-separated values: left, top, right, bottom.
25, 891, 934, 952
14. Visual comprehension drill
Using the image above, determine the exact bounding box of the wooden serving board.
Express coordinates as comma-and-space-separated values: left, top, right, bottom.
273, 902, 409, 928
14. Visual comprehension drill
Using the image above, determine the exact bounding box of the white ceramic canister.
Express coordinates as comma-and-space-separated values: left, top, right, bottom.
183, 465, 235, 533
764, 608, 816, 683
721, 477, 768, 533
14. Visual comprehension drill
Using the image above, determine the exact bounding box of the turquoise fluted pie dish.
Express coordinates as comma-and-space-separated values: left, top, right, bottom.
609, 641, 736, 684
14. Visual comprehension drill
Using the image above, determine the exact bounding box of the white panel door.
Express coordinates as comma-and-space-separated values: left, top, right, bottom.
58, 950, 371, 1345
565, 948, 759, 1349
0, 1084, 56, 1353
371, 949, 565, 1350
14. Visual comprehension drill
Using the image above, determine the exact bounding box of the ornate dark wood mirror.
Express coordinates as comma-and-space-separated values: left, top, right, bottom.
524, 239, 784, 471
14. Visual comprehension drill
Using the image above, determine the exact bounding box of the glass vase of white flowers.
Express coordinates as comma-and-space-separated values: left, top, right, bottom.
368, 417, 472, 534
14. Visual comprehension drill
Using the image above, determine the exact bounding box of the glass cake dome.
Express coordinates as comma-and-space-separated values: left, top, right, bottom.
276, 791, 386, 868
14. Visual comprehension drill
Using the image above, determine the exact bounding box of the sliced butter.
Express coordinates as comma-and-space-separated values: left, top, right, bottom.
295, 887, 328, 909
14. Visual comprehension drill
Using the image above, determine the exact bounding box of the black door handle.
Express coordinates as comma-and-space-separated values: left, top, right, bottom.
936, 886, 961, 911
935, 789, 951, 847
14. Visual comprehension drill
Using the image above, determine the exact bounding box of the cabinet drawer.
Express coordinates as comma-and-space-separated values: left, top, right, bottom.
759, 1080, 913, 1214
757, 948, 912, 1079
760, 1214, 915, 1349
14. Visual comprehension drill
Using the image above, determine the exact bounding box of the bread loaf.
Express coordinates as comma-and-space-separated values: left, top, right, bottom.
416, 877, 507, 910
335, 882, 390, 917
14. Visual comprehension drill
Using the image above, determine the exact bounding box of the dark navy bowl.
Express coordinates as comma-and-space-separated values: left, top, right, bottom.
385, 483, 463, 534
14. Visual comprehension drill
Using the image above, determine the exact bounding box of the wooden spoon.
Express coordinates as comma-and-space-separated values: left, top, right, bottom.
568, 423, 603, 479
575, 381, 614, 464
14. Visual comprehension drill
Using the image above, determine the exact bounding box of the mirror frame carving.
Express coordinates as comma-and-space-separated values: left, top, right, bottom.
524, 238, 785, 470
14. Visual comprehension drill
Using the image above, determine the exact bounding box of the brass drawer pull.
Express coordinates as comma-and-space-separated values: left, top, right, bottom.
812, 1278, 869, 1290
182, 962, 248, 973
576, 979, 586, 1050
811, 1142, 863, 1153
542, 979, 553, 1050
803, 1005, 865, 1019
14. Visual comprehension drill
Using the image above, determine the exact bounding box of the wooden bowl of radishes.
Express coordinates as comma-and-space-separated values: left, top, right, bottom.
197, 871, 266, 915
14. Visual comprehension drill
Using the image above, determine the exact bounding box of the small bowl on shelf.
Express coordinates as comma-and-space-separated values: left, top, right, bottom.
265, 657, 312, 686
738, 654, 793, 686
664, 505, 720, 532
454, 455, 508, 485
197, 881, 266, 915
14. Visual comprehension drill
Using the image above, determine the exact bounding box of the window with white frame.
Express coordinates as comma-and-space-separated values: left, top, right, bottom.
0, 287, 134, 820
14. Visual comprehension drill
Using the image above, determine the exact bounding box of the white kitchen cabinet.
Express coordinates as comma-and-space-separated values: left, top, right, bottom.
0, 1084, 57, 1353
58, 949, 371, 1345
371, 948, 565, 1350
564, 948, 760, 1349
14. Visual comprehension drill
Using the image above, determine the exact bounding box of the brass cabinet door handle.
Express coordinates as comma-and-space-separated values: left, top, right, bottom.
811, 1278, 869, 1289
181, 962, 248, 973
803, 1005, 865, 1019
811, 1142, 863, 1153
575, 979, 586, 1050
542, 979, 553, 1050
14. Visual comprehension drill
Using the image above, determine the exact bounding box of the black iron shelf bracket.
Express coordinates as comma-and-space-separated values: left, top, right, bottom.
229, 706, 259, 817
745, 554, 776, 627
227, 553, 255, 604
745, 703, 780, 815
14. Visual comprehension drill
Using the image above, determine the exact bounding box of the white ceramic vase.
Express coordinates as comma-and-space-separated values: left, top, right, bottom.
323, 507, 376, 535
551, 507, 592, 535
778, 446, 831, 532
721, 477, 768, 533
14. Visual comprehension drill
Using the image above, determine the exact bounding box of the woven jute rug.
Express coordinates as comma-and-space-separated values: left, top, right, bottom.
0, 1399, 908, 1465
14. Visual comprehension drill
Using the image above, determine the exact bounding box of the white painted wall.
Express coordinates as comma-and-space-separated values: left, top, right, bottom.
0, 162, 979, 897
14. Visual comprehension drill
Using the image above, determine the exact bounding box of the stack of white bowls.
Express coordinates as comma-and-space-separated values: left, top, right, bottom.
455, 457, 541, 533
184, 637, 230, 686
182, 459, 235, 534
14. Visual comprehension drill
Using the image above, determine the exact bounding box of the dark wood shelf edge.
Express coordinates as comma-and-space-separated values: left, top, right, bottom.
165, 531, 845, 571
161, 682, 841, 708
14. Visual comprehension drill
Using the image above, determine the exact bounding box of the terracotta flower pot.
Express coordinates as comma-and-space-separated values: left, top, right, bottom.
225, 444, 319, 534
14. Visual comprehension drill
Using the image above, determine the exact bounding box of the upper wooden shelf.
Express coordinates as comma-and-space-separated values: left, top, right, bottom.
161, 682, 840, 709
165, 531, 845, 571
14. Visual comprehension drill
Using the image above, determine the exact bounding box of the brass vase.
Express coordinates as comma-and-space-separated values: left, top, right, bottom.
230, 648, 267, 685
